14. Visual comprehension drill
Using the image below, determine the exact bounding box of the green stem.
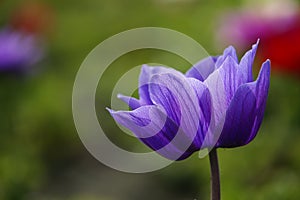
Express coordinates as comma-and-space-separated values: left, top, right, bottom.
209, 148, 220, 200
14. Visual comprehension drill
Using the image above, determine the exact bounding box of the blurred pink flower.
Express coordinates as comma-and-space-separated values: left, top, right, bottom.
216, 1, 300, 76
217, 12, 299, 49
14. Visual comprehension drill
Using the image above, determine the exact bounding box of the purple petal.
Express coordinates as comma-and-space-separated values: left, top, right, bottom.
246, 59, 271, 143
216, 84, 257, 147
107, 105, 195, 160
217, 59, 270, 147
108, 105, 167, 139
149, 73, 203, 152
204, 67, 227, 128
117, 94, 141, 110
219, 56, 243, 105
204, 56, 242, 120
215, 45, 238, 68
138, 65, 181, 105
186, 78, 212, 147
185, 56, 218, 81
239, 40, 259, 82
117, 64, 179, 109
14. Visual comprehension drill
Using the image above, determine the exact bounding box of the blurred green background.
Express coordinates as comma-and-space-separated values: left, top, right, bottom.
0, 0, 300, 199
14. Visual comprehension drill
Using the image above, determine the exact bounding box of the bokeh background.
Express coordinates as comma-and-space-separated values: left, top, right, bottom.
1, 0, 300, 199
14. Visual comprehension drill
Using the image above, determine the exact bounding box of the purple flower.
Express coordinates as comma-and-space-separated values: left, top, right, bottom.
0, 28, 44, 72
108, 41, 270, 160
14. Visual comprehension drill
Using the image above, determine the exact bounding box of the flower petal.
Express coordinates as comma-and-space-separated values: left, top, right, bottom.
205, 56, 242, 117
117, 94, 141, 110
186, 78, 212, 148
246, 59, 271, 143
107, 105, 195, 160
204, 67, 227, 128
216, 59, 270, 147
108, 105, 169, 139
215, 45, 238, 68
138, 64, 181, 105
219, 56, 244, 105
149, 73, 202, 151
216, 84, 257, 147
239, 40, 259, 82
117, 64, 179, 109
185, 56, 218, 81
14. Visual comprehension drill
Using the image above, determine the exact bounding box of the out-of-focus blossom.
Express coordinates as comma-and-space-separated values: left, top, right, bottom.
0, 2, 54, 72
0, 29, 44, 72
217, 0, 300, 75
261, 19, 300, 75
217, 12, 298, 49
217, 0, 299, 47
10, 2, 54, 35
108, 42, 270, 160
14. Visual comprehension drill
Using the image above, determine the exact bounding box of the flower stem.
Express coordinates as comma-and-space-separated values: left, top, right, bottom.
209, 148, 220, 200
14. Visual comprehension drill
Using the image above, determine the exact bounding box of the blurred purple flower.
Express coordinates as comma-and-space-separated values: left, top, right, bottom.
108, 41, 270, 160
0, 28, 44, 72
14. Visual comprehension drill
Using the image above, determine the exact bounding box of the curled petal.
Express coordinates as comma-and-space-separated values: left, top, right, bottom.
149, 73, 211, 153
108, 105, 168, 139
138, 64, 181, 104
149, 73, 200, 141
108, 105, 196, 160
117, 94, 141, 110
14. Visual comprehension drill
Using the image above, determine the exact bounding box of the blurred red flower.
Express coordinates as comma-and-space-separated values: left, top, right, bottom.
261, 18, 300, 75
10, 1, 54, 36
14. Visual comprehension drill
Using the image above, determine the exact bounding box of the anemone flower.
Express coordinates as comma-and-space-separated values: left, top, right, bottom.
108, 41, 270, 199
